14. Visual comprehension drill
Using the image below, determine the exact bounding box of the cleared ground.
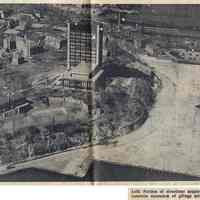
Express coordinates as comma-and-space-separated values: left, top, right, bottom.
92, 55, 200, 177
2, 55, 200, 178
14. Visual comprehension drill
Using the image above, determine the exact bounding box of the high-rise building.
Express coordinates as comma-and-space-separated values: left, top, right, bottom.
67, 20, 103, 70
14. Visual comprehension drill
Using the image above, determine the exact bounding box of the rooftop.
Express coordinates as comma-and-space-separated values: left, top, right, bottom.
69, 20, 103, 33
61, 62, 92, 81
45, 29, 66, 40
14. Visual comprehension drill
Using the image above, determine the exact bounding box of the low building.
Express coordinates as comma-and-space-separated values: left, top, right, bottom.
3, 29, 45, 60
17, 32, 45, 57
0, 94, 33, 120
3, 29, 20, 51
11, 51, 24, 65
45, 29, 67, 50
56, 61, 104, 90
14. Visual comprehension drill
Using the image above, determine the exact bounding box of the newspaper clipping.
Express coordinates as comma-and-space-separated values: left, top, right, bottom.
129, 188, 200, 200
0, 3, 199, 186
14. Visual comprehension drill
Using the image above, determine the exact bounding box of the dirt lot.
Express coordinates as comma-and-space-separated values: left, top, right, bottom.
6, 55, 200, 178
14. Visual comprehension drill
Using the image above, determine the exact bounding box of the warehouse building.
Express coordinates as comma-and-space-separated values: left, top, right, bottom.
0, 94, 33, 120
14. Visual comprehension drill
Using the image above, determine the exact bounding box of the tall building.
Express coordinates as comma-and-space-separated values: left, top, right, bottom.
67, 20, 103, 70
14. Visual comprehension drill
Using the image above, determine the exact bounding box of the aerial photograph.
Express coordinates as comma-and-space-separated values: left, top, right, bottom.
0, 4, 199, 182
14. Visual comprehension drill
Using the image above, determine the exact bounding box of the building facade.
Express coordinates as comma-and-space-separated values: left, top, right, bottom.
67, 20, 103, 70
3, 29, 45, 63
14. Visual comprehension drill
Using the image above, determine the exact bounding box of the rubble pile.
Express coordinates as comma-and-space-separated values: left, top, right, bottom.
92, 76, 155, 142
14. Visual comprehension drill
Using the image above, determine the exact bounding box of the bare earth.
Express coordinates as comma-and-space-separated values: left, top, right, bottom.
2, 55, 200, 178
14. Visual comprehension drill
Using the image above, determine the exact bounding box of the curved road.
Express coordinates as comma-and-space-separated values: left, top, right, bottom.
93, 55, 200, 177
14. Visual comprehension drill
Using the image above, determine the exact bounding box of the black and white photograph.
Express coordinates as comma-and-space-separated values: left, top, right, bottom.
0, 4, 199, 182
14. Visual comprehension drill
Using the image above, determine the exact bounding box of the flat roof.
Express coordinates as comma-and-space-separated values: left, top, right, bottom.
71, 61, 91, 75
0, 94, 29, 113
69, 20, 103, 33
60, 62, 92, 81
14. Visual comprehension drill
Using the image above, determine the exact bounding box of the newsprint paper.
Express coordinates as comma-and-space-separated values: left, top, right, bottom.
1, 2, 200, 189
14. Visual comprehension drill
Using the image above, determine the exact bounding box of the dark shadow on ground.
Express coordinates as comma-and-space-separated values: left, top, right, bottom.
103, 63, 150, 78
87, 160, 200, 181
0, 168, 85, 182
0, 160, 199, 182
